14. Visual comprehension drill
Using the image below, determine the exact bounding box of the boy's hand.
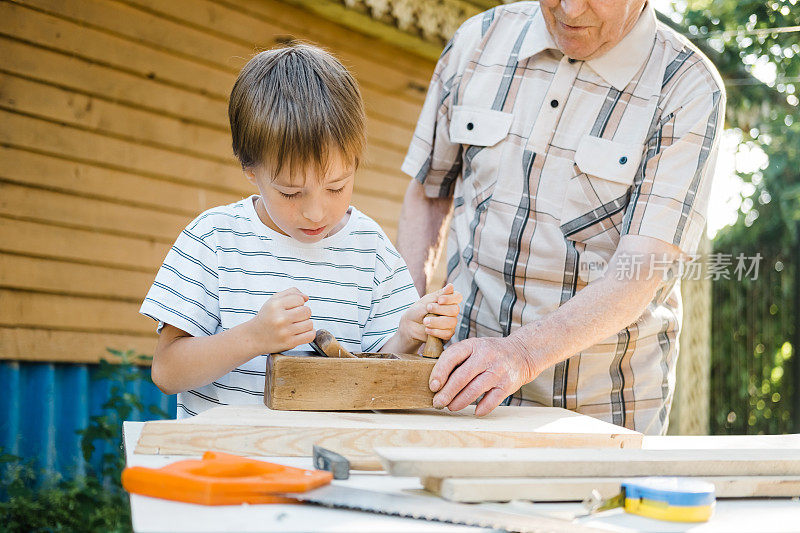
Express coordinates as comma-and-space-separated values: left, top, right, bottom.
400, 283, 463, 347
251, 288, 315, 353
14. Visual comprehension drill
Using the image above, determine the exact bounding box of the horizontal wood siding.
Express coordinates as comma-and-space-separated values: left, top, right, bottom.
0, 0, 437, 363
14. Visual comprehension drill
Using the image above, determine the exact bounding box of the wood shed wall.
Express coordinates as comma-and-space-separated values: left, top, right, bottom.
0, 0, 435, 364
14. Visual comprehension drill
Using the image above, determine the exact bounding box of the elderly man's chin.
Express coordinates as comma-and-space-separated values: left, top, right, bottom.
541, 12, 606, 60
551, 26, 604, 61
540, 0, 646, 61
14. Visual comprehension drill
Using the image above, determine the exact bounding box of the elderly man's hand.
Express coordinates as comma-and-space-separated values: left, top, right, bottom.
429, 336, 541, 416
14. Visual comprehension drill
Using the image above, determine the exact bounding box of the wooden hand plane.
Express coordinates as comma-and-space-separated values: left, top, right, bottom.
264, 318, 443, 411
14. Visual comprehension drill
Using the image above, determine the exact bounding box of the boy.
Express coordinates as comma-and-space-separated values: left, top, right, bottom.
140, 44, 461, 417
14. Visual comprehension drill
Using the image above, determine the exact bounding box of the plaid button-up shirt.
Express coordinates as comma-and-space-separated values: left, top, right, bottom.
402, 1, 724, 434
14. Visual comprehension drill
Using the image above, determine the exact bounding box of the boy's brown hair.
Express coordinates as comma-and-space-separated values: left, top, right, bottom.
229, 43, 366, 178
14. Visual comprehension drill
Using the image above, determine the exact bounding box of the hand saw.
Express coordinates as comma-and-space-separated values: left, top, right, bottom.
287, 483, 603, 533
123, 451, 601, 532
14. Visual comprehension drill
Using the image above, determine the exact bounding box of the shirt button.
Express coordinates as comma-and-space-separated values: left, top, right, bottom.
466, 122, 474, 130
550, 99, 559, 108
619, 156, 628, 165
568, 58, 577, 64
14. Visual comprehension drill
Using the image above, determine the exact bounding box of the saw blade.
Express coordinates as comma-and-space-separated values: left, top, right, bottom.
286, 484, 601, 533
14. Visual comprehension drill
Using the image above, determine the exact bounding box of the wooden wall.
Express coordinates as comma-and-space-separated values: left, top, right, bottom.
0, 0, 435, 363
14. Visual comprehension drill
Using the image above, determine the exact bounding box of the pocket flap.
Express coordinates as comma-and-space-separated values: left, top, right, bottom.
574, 135, 642, 185
449, 106, 513, 147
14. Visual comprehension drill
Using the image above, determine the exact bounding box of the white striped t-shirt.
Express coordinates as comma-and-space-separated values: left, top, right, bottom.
140, 195, 420, 417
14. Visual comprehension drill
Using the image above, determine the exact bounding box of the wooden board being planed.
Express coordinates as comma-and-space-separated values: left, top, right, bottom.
265, 354, 436, 410
423, 476, 800, 502
134, 405, 642, 461
377, 445, 800, 478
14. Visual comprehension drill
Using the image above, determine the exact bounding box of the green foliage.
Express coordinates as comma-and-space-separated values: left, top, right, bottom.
0, 349, 168, 533
676, 0, 798, 233
666, 0, 799, 433
80, 349, 168, 482
679, 0, 800, 246
709, 258, 795, 434
0, 458, 132, 533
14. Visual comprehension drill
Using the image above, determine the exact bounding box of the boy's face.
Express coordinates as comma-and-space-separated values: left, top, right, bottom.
245, 153, 355, 243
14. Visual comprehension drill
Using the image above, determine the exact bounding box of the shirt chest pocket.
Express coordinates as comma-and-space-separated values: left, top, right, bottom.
449, 105, 513, 196
559, 135, 643, 246
449, 106, 513, 146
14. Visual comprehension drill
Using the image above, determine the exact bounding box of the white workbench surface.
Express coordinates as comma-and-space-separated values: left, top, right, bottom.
124, 421, 800, 532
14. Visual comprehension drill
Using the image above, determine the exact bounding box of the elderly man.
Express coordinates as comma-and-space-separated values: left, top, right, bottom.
397, 0, 724, 434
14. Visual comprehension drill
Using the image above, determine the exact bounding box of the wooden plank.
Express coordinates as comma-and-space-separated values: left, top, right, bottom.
273, 0, 443, 62
0, 86, 411, 204
642, 434, 800, 450
134, 405, 643, 457
10, 0, 426, 131
18, 0, 433, 105
220, 0, 435, 78
42, 176, 397, 246
355, 166, 411, 200
0, 217, 169, 271
0, 147, 238, 217
362, 142, 406, 175
0, 181, 188, 241
0, 43, 412, 155
122, 0, 430, 102
0, 2, 234, 100
0, 254, 152, 300
0, 39, 413, 162
16, 0, 426, 132
17, 0, 434, 122
0, 109, 247, 193
0, 289, 153, 335
424, 436, 800, 501
0, 74, 233, 162
0, 176, 401, 239
2, 12, 422, 143
0, 191, 395, 272
350, 190, 401, 229
18, 0, 247, 72
265, 354, 436, 410
0, 0, 423, 366
0, 81, 413, 229
0, 147, 403, 225
423, 476, 800, 502
0, 326, 156, 363
377, 445, 800, 478
366, 116, 415, 153
1, 108, 404, 200
0, 37, 224, 128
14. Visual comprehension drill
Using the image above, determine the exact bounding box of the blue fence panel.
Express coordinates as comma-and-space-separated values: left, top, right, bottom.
0, 361, 21, 456
0, 360, 176, 481
54, 364, 89, 478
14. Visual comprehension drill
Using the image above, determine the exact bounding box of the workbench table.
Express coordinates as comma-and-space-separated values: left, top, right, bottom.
124, 421, 800, 532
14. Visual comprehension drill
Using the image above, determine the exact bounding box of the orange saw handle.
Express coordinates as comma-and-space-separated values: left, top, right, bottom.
122, 451, 332, 505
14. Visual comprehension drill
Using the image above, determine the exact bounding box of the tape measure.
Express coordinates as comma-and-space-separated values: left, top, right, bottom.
584, 477, 716, 523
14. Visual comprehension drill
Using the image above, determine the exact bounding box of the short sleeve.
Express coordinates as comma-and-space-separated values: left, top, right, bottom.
139, 222, 221, 337
401, 38, 463, 198
621, 87, 725, 256
361, 241, 420, 352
